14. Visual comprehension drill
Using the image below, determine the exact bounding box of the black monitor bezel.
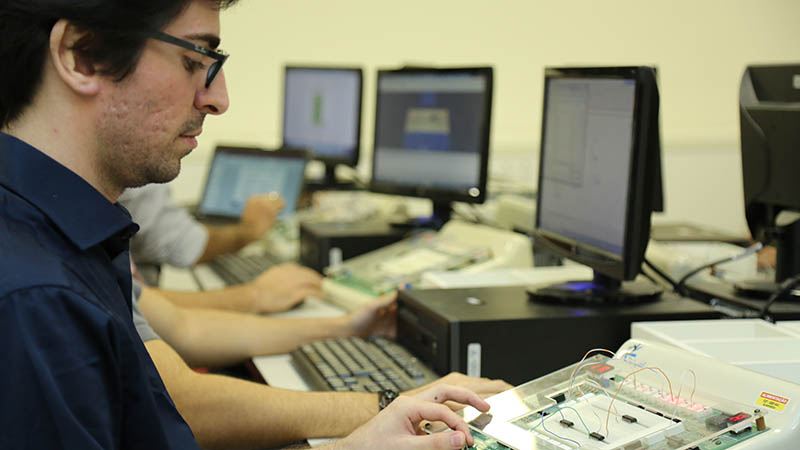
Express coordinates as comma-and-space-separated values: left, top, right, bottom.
369, 66, 493, 205
196, 145, 310, 221
281, 65, 363, 167
533, 66, 660, 282
739, 64, 800, 283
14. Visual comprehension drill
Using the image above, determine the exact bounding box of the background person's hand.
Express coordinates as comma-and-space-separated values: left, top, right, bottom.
345, 294, 397, 338
246, 263, 322, 313
238, 193, 285, 242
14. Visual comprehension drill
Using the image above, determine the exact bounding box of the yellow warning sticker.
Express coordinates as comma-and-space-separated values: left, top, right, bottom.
756, 392, 789, 413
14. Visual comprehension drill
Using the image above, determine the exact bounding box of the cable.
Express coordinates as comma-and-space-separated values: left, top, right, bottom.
640, 271, 659, 285
760, 272, 800, 322
671, 369, 697, 419
568, 357, 618, 400
675, 242, 763, 296
643, 258, 680, 291
605, 366, 674, 437
567, 349, 616, 399
580, 380, 619, 431
540, 414, 582, 448
532, 405, 589, 448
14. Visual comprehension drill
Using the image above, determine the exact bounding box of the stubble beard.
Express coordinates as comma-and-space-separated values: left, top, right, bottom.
95, 106, 204, 191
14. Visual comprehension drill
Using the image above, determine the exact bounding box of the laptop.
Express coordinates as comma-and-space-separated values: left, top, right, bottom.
195, 145, 308, 224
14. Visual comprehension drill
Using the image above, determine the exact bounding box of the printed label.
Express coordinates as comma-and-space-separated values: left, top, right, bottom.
467, 343, 482, 377
756, 392, 789, 413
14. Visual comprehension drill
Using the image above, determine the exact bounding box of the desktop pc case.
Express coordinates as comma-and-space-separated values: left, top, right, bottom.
299, 221, 407, 273
396, 286, 721, 386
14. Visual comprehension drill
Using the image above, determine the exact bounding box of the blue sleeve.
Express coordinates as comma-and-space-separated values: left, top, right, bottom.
0, 287, 123, 450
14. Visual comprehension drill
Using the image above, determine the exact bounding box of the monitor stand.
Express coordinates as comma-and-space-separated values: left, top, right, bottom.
527, 271, 663, 305
734, 218, 800, 299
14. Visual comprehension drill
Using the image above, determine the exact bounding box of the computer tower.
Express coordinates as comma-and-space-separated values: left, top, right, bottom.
396, 286, 721, 386
299, 221, 407, 273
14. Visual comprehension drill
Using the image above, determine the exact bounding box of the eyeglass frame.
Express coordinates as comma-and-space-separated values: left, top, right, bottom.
147, 30, 229, 88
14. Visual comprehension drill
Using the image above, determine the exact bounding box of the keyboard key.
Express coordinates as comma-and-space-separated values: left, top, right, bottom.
291, 336, 439, 394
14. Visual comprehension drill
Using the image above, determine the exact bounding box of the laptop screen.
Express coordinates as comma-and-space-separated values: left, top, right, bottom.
197, 146, 307, 220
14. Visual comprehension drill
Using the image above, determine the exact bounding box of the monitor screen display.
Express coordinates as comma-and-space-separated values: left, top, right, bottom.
371, 68, 492, 201
537, 77, 637, 257
282, 67, 362, 165
530, 66, 662, 303
198, 147, 307, 219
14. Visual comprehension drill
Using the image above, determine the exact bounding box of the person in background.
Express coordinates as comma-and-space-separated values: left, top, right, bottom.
122, 182, 321, 313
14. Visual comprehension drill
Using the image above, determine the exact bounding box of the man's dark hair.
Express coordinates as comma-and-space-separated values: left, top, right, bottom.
0, 0, 239, 128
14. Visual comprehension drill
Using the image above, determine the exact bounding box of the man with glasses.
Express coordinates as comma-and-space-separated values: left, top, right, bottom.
0, 1, 499, 449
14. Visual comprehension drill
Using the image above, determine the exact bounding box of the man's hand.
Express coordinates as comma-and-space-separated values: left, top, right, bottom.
345, 294, 397, 338
246, 263, 323, 313
408, 372, 512, 410
330, 385, 490, 450
238, 193, 285, 242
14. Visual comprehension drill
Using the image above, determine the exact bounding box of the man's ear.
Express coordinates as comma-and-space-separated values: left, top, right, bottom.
49, 19, 101, 96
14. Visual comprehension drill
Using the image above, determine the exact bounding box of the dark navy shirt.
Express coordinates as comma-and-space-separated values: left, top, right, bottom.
0, 132, 200, 449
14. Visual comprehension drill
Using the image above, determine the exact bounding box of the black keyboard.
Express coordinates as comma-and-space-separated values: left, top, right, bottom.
291, 336, 439, 392
207, 253, 276, 285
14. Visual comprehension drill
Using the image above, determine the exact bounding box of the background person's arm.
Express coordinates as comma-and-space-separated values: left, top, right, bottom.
196, 194, 284, 263
156, 262, 322, 314
138, 286, 368, 367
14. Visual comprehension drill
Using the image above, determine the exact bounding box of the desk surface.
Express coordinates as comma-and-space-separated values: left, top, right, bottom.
687, 278, 800, 320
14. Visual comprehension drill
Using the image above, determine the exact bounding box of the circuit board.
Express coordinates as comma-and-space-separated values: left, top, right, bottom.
461, 342, 780, 450
325, 230, 490, 296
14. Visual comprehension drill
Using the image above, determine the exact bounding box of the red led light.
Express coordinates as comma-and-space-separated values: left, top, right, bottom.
589, 364, 613, 374
728, 413, 749, 423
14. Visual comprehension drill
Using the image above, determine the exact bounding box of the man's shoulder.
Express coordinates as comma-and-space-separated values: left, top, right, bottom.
0, 189, 87, 297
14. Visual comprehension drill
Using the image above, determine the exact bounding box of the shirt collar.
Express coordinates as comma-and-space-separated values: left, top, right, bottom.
0, 132, 139, 251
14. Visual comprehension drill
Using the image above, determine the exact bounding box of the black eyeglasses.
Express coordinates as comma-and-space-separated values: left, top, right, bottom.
148, 30, 229, 88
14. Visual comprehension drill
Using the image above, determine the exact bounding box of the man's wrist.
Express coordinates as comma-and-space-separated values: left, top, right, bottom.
378, 389, 398, 411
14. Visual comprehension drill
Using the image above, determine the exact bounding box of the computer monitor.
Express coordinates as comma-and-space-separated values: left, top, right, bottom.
196, 146, 308, 222
736, 64, 800, 296
370, 66, 493, 227
281, 65, 363, 188
529, 66, 663, 305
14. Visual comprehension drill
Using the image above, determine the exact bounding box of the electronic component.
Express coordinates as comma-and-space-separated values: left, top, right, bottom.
559, 419, 574, 428
727, 412, 753, 435
589, 432, 605, 441
622, 414, 638, 424
706, 413, 732, 431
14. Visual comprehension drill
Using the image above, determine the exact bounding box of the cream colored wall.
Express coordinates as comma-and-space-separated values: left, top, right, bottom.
172, 0, 800, 234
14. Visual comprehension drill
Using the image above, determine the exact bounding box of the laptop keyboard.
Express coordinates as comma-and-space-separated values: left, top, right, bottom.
291, 336, 439, 392
208, 253, 277, 285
